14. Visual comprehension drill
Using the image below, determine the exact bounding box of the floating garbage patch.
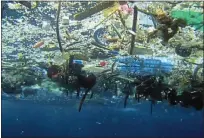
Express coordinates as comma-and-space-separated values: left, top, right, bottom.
1, 1, 204, 113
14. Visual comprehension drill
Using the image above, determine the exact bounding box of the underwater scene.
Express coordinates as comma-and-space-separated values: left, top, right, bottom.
1, 1, 204, 137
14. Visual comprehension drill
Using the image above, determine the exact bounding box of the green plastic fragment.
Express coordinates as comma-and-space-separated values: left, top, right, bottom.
18, 53, 23, 60
171, 10, 203, 31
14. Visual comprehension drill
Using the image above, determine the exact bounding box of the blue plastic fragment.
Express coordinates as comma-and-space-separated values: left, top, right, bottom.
108, 50, 119, 55
73, 60, 84, 65
93, 28, 109, 46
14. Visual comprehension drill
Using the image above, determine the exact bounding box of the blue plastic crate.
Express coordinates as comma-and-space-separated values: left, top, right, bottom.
116, 56, 173, 76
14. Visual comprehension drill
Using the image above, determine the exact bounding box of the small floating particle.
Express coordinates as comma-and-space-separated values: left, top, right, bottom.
21, 131, 24, 134
96, 122, 101, 125
127, 30, 136, 35
15, 94, 21, 99
33, 40, 44, 48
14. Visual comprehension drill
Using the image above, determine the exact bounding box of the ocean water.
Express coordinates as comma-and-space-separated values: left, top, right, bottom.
2, 96, 204, 137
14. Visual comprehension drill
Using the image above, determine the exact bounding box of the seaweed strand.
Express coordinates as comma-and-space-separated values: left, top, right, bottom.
56, 2, 63, 53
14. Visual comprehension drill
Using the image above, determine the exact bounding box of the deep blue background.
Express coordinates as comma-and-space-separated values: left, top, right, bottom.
2, 97, 204, 137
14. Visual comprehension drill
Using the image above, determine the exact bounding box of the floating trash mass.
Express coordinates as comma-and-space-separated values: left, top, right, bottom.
1, 1, 204, 114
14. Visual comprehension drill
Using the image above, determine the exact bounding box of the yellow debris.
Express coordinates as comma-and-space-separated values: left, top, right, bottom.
102, 2, 120, 17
